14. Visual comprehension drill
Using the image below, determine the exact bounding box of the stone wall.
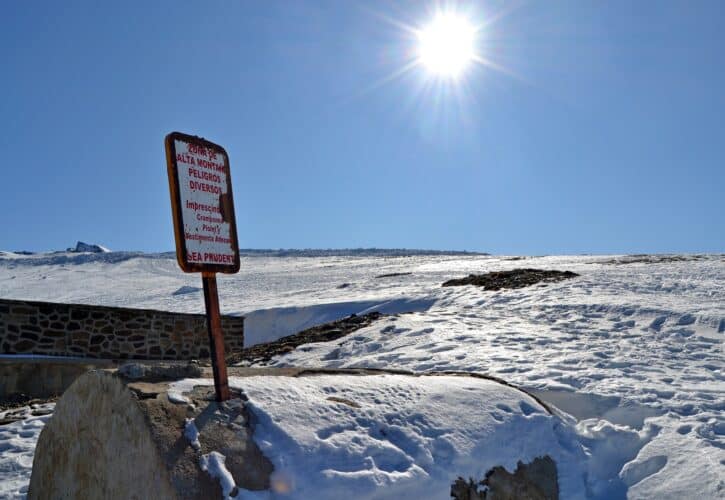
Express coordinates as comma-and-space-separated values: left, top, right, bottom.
0, 299, 244, 360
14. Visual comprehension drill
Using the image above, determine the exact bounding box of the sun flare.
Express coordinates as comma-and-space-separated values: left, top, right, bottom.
417, 13, 476, 79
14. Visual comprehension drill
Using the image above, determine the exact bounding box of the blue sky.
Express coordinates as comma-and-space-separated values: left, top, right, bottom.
2, 1, 723, 254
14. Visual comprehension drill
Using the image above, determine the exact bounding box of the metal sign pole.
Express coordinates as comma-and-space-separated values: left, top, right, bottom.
201, 272, 230, 402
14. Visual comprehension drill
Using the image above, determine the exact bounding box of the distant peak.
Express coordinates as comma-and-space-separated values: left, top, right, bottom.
69, 241, 111, 253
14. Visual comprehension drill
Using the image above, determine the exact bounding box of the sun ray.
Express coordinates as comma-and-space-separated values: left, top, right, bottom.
471, 54, 528, 84
353, 60, 421, 99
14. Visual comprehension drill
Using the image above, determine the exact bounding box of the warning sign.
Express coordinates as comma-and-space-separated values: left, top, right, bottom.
165, 132, 240, 274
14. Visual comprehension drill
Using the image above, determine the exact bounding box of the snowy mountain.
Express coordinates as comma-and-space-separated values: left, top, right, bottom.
68, 241, 111, 253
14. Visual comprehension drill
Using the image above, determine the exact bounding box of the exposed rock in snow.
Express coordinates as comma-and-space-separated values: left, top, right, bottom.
442, 268, 579, 290
69, 241, 111, 253
117, 362, 203, 381
228, 312, 383, 366
451, 455, 559, 500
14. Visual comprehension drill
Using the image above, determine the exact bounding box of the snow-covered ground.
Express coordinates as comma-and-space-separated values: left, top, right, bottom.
0, 250, 723, 498
0, 403, 54, 499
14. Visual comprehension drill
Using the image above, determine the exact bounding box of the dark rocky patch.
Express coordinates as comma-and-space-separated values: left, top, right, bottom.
326, 396, 361, 408
117, 362, 203, 382
228, 312, 383, 366
0, 393, 57, 425
598, 254, 708, 265
1, 392, 36, 412
375, 272, 413, 278
442, 269, 578, 291
451, 456, 558, 500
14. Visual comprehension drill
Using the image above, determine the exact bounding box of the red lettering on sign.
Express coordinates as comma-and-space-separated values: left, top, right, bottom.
189, 180, 222, 195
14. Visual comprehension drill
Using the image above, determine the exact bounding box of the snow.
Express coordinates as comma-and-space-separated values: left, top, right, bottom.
0, 251, 723, 498
200, 451, 238, 498
184, 418, 201, 450
198, 450, 267, 500
0, 404, 54, 499
169, 391, 192, 405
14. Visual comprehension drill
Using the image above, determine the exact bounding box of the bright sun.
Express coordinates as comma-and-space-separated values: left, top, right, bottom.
417, 13, 476, 79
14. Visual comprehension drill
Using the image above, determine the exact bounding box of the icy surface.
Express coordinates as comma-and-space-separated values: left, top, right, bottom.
0, 251, 723, 498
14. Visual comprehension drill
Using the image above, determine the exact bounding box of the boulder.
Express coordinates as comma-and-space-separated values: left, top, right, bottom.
28, 370, 272, 499
450, 456, 559, 500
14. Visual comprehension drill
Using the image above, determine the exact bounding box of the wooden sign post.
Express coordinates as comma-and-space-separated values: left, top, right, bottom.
165, 132, 241, 402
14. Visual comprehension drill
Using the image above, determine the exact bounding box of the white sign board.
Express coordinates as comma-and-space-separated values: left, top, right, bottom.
165, 132, 240, 273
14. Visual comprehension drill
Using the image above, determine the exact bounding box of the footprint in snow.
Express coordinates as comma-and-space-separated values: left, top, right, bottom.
519, 401, 539, 416
496, 403, 513, 413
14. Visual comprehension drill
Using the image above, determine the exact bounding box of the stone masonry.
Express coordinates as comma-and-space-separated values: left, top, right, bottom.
0, 298, 244, 360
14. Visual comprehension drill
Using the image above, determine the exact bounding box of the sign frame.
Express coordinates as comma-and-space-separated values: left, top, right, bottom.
165, 131, 241, 275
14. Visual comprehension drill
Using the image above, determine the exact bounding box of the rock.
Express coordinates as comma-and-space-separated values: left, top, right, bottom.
451, 477, 487, 500
28, 370, 273, 500
451, 456, 559, 500
70, 241, 111, 253
442, 269, 578, 291
118, 362, 203, 381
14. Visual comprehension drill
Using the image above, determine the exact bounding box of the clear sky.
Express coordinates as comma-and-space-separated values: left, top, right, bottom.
2, 1, 723, 254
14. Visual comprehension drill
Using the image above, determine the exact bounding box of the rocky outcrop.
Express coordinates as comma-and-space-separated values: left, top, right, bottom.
442, 269, 578, 291
69, 241, 110, 253
451, 456, 559, 500
228, 312, 382, 365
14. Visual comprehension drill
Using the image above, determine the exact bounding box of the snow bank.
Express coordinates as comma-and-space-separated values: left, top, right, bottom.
171, 374, 589, 498
243, 297, 436, 347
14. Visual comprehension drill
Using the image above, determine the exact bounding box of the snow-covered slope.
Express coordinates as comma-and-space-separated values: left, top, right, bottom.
0, 251, 723, 498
